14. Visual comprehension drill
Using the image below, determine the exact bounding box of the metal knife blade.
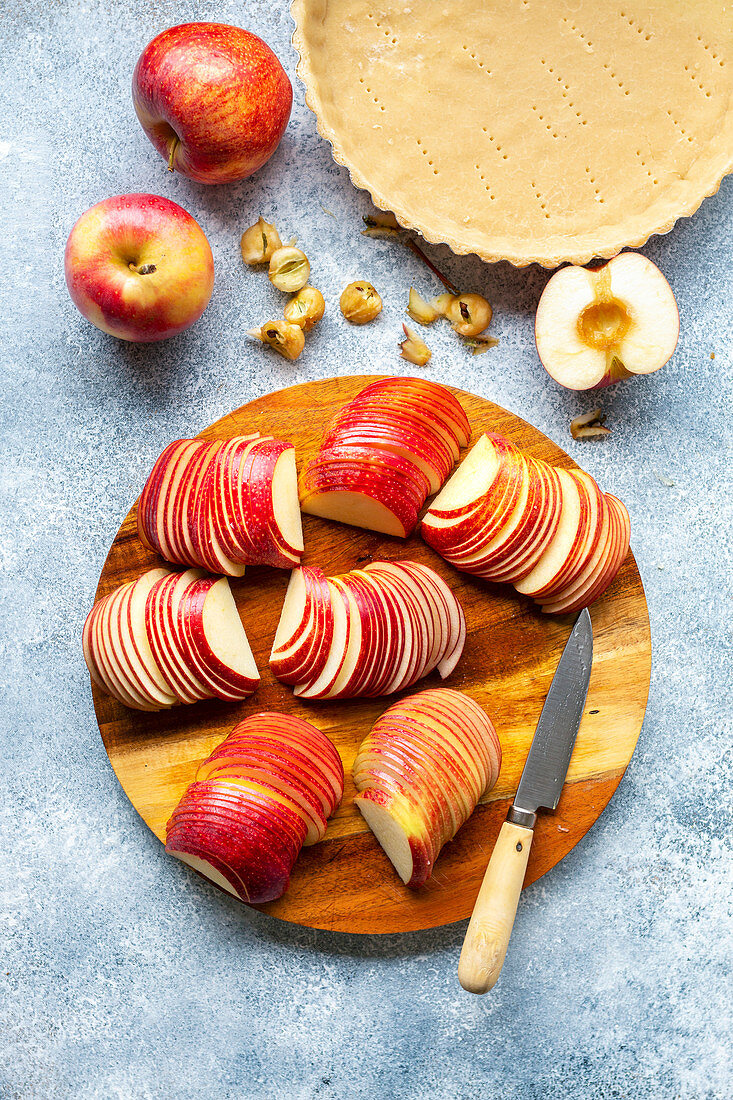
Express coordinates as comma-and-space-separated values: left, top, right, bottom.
512, 608, 593, 820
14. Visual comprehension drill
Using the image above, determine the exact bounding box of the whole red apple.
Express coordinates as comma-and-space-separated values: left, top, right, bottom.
64, 193, 215, 342
132, 22, 292, 184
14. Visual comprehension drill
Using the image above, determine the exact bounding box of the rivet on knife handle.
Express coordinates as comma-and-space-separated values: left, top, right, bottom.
458, 819, 533, 993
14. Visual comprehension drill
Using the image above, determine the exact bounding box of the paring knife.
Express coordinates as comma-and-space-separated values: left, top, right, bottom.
458, 607, 593, 994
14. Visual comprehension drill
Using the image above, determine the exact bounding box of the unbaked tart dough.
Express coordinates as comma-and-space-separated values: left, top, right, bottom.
292, 0, 733, 266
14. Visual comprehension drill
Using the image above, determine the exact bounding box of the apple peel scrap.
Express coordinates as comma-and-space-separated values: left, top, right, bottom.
300, 377, 470, 538
353, 689, 501, 888
421, 433, 631, 614
270, 561, 465, 700
165, 713, 344, 904
137, 434, 304, 576
82, 567, 259, 710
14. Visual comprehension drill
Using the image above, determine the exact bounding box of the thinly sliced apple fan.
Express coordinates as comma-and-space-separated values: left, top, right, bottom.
300, 377, 470, 537
165, 713, 344, 904
422, 433, 630, 614
82, 567, 259, 710
270, 561, 465, 700
354, 689, 501, 888
137, 434, 303, 575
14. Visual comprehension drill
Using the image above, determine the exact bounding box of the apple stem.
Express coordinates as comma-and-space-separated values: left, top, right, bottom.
128, 262, 157, 275
167, 137, 179, 172
404, 239, 459, 295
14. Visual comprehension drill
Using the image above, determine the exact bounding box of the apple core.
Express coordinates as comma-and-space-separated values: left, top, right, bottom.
577, 300, 631, 350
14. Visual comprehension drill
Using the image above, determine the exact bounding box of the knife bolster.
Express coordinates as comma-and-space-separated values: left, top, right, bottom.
507, 805, 537, 829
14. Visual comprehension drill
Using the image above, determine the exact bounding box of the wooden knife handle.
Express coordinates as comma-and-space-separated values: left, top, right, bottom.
458, 820, 534, 994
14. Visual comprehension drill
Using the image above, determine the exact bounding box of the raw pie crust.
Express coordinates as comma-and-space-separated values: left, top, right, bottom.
292, 0, 733, 266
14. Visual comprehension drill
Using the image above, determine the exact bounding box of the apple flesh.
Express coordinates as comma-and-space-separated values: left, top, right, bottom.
165, 713, 344, 903
64, 193, 214, 342
132, 22, 292, 184
269, 561, 466, 700
82, 567, 260, 710
300, 377, 470, 538
535, 252, 679, 390
137, 434, 303, 575
353, 689, 501, 888
422, 432, 630, 614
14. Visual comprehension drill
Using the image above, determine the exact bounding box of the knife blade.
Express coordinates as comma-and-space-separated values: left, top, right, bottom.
458, 609, 593, 994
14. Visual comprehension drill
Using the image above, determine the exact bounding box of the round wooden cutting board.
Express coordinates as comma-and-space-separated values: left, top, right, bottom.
93, 376, 651, 934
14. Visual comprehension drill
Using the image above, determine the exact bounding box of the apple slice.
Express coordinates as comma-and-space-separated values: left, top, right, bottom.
294, 580, 350, 699
84, 591, 145, 708
116, 571, 177, 708
270, 568, 334, 686
543, 495, 630, 613
270, 445, 304, 558
300, 455, 421, 538
352, 378, 471, 446
423, 433, 504, 517
179, 576, 259, 696
137, 440, 185, 555
540, 495, 617, 614
97, 583, 161, 710
146, 571, 207, 703
535, 252, 679, 390
485, 458, 562, 582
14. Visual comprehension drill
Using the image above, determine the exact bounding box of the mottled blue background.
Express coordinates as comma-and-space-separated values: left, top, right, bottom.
1, 2, 731, 1097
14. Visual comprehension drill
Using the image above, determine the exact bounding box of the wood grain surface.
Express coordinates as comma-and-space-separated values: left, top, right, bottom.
92, 375, 651, 934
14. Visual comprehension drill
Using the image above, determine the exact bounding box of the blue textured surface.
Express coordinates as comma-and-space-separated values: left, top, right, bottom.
1, 2, 732, 1097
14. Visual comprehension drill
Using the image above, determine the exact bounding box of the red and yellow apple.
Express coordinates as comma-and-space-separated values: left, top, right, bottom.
353, 689, 501, 888
165, 713, 344, 904
132, 22, 292, 184
64, 193, 214, 342
535, 252, 679, 389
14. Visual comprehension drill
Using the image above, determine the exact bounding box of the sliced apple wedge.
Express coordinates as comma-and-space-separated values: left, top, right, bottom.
535, 252, 679, 390
166, 714, 344, 902
84, 566, 260, 710
179, 575, 259, 696
137, 433, 302, 576
300, 377, 470, 539
271, 561, 465, 699
354, 689, 501, 888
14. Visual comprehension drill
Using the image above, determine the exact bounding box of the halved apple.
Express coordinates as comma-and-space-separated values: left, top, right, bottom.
535, 252, 679, 390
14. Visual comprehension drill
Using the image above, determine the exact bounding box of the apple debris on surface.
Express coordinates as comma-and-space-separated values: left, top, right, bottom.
535, 252, 679, 390
270, 561, 466, 700
64, 194, 214, 343
137, 435, 304, 575
300, 377, 471, 537
165, 713, 344, 903
570, 408, 611, 440
132, 23, 292, 185
82, 568, 259, 711
353, 689, 501, 888
421, 433, 631, 614
339, 281, 383, 324
399, 324, 432, 367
